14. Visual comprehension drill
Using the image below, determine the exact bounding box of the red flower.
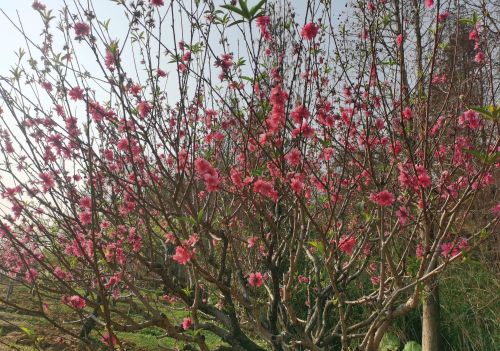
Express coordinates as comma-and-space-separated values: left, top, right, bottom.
255, 16, 271, 41
79, 211, 92, 225
32, 1, 46, 11
474, 51, 485, 64
338, 235, 356, 255
102, 332, 117, 347
68, 87, 84, 101
150, 0, 164, 6
291, 105, 310, 125
253, 178, 279, 201
173, 246, 193, 265
285, 148, 301, 167
396, 34, 404, 47
64, 295, 86, 309
74, 22, 90, 37
105, 49, 116, 71
195, 157, 221, 192
396, 206, 410, 225
402, 107, 412, 120
301, 22, 320, 41
369, 190, 395, 206
247, 236, 258, 248
298, 275, 310, 284
424, 0, 434, 8
492, 203, 500, 217
248, 272, 264, 287
182, 317, 192, 330
137, 101, 151, 119
39, 172, 55, 192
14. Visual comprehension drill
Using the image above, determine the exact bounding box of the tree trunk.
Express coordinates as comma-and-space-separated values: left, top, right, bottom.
422, 281, 440, 351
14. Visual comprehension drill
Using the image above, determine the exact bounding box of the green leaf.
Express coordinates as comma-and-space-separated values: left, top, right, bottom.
403, 341, 422, 351
464, 149, 500, 165
249, 0, 267, 18
20, 326, 34, 337
238, 0, 250, 18
379, 332, 399, 351
221, 4, 245, 17
470, 105, 498, 121
458, 18, 474, 25
196, 209, 204, 223
240, 75, 253, 82
228, 19, 246, 27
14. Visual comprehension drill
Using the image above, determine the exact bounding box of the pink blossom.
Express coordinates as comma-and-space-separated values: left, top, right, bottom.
440, 242, 454, 258
54, 267, 68, 280
437, 11, 450, 22
469, 30, 479, 42
247, 236, 258, 248
396, 206, 410, 225
416, 165, 432, 188
369, 190, 395, 206
68, 87, 84, 101
137, 101, 151, 119
492, 203, 500, 217
256, 16, 271, 41
173, 246, 192, 265
474, 51, 485, 63
64, 295, 86, 309
290, 175, 304, 193
79, 211, 92, 225
248, 272, 264, 287
402, 107, 412, 121
301, 22, 320, 41
105, 49, 116, 71
150, 0, 164, 6
195, 157, 221, 192
285, 148, 302, 167
298, 275, 310, 284
253, 178, 279, 201
396, 34, 404, 47
74, 22, 90, 37
102, 333, 117, 347
338, 235, 356, 255
79, 196, 92, 209
416, 244, 424, 259
117, 138, 129, 151
32, 1, 46, 10
25, 268, 39, 283
182, 317, 192, 330
39, 172, 55, 192
291, 105, 310, 124
424, 0, 434, 8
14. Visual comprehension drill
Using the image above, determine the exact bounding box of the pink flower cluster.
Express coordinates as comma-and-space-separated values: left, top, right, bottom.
469, 23, 485, 64
369, 189, 395, 207
266, 84, 288, 133
195, 157, 221, 192
63, 295, 86, 310
256, 16, 271, 41
301, 22, 319, 41
173, 245, 193, 265
248, 272, 264, 287
253, 178, 279, 201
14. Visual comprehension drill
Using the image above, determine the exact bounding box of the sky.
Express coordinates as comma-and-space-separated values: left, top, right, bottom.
0, 0, 348, 210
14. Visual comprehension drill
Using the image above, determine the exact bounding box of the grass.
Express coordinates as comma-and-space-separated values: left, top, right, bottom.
0, 281, 229, 350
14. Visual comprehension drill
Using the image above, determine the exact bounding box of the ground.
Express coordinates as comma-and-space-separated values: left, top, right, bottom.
0, 279, 225, 350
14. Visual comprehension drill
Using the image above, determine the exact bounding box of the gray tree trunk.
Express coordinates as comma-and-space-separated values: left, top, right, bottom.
422, 281, 440, 351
